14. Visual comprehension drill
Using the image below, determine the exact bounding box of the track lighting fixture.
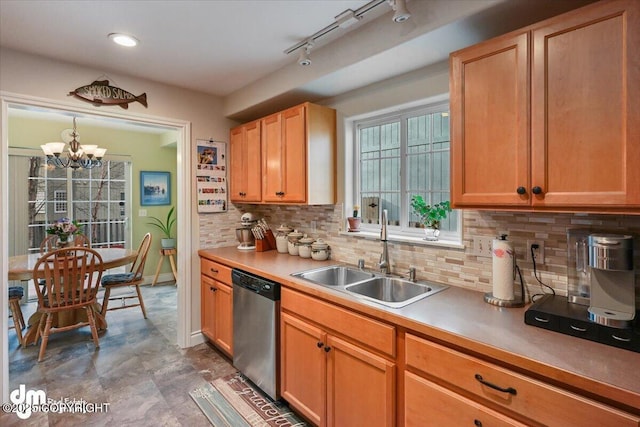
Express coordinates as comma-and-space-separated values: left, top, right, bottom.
298, 42, 313, 66
388, 0, 411, 23
284, 0, 386, 61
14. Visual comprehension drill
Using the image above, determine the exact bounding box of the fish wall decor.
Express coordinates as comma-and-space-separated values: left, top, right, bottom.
68, 80, 147, 109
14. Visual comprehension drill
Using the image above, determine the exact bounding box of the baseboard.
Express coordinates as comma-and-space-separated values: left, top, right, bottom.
190, 331, 206, 347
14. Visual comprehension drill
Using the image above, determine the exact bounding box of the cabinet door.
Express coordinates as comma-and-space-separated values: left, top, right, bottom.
280, 104, 307, 203
262, 113, 284, 202
213, 281, 233, 356
229, 126, 245, 201
405, 371, 527, 427
281, 312, 326, 427
201, 275, 216, 341
531, 0, 640, 207
326, 335, 395, 427
230, 122, 261, 202
450, 32, 530, 207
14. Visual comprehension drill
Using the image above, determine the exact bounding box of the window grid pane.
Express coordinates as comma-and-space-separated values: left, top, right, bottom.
27, 158, 129, 252
356, 103, 457, 237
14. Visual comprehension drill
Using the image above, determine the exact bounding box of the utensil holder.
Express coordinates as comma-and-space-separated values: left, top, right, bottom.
255, 230, 277, 252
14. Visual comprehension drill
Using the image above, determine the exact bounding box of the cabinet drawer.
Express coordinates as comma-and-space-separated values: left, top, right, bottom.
405, 334, 640, 427
282, 288, 395, 358
405, 371, 527, 427
200, 258, 232, 284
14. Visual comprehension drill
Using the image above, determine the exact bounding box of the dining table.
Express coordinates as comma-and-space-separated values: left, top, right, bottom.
8, 247, 138, 345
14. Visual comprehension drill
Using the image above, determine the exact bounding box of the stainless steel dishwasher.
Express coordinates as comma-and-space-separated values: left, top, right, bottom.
232, 268, 281, 400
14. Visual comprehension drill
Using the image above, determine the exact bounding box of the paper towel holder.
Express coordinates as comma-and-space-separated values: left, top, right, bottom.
484, 290, 525, 307
484, 234, 526, 308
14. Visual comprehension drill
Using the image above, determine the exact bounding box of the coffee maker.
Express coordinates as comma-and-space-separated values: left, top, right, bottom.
587, 234, 636, 328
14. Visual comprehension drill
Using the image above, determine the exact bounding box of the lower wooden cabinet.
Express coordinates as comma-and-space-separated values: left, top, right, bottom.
404, 333, 640, 427
281, 311, 395, 427
405, 371, 527, 427
200, 273, 233, 357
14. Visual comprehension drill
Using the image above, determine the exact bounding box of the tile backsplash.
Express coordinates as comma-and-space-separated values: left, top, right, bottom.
200, 204, 640, 304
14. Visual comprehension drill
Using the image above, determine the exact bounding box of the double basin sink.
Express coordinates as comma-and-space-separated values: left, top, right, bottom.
291, 265, 447, 308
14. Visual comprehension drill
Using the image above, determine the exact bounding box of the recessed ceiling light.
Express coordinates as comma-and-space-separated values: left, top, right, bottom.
108, 33, 139, 47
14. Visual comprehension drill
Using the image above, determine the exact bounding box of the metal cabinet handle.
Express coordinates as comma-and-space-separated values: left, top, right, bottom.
570, 325, 587, 332
474, 374, 517, 395
317, 341, 324, 348
211, 287, 217, 292
324, 346, 331, 352
516, 186, 526, 195
210, 268, 219, 273
474, 420, 483, 427
534, 316, 549, 323
275, 191, 285, 196
532, 186, 543, 195
612, 334, 631, 342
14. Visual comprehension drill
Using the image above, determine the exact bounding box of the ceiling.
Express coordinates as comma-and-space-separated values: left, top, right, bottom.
0, 0, 594, 122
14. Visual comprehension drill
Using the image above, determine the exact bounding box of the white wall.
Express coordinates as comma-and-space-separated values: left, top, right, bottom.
0, 47, 241, 402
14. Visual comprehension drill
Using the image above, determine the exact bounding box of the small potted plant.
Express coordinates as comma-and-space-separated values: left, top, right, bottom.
347, 205, 361, 232
410, 196, 451, 241
147, 206, 176, 249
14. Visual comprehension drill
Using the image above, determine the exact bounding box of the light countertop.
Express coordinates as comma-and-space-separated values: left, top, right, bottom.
199, 247, 640, 413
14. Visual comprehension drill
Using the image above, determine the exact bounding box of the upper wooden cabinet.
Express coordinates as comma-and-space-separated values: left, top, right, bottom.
229, 120, 262, 202
262, 102, 336, 204
229, 102, 336, 205
451, 0, 640, 212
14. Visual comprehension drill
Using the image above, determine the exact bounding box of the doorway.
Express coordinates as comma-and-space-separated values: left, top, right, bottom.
1, 94, 194, 403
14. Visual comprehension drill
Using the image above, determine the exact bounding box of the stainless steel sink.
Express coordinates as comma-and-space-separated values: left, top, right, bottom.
345, 277, 447, 308
291, 265, 375, 287
292, 265, 447, 308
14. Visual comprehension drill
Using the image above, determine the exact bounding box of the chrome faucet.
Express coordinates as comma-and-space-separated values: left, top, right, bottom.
407, 267, 416, 282
379, 209, 390, 275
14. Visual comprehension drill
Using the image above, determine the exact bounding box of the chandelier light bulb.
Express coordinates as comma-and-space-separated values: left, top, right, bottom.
41, 118, 107, 169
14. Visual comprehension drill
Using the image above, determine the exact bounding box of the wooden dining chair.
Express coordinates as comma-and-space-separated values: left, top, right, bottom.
33, 246, 104, 362
8, 286, 26, 346
40, 234, 91, 253
100, 233, 152, 319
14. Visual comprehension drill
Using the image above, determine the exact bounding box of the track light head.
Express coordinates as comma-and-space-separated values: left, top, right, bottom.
388, 0, 411, 23
298, 43, 313, 66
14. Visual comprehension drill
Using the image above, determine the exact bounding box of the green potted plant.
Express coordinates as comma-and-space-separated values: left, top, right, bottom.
147, 206, 176, 249
410, 196, 451, 241
347, 204, 361, 232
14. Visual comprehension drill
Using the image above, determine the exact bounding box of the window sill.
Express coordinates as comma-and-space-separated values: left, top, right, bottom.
339, 230, 465, 250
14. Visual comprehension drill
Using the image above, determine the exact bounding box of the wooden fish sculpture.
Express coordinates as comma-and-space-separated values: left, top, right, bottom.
68, 80, 147, 109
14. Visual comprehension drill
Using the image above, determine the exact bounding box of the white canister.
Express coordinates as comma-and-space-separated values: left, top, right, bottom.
275, 224, 293, 253
298, 236, 315, 258
287, 230, 304, 256
311, 239, 330, 261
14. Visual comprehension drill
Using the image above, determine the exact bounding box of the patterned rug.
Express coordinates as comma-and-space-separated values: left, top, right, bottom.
190, 372, 308, 426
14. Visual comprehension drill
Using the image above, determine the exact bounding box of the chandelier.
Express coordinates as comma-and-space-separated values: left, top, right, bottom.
40, 117, 107, 169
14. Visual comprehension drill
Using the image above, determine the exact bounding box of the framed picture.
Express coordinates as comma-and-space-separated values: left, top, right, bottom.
140, 171, 171, 206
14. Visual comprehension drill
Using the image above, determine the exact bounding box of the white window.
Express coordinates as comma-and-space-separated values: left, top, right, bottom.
53, 190, 67, 213
352, 100, 461, 243
25, 157, 131, 251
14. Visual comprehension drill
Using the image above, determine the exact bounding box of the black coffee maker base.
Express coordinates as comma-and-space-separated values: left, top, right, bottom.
524, 294, 640, 353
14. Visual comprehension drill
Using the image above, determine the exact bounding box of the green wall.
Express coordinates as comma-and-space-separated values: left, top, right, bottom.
8, 115, 179, 280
